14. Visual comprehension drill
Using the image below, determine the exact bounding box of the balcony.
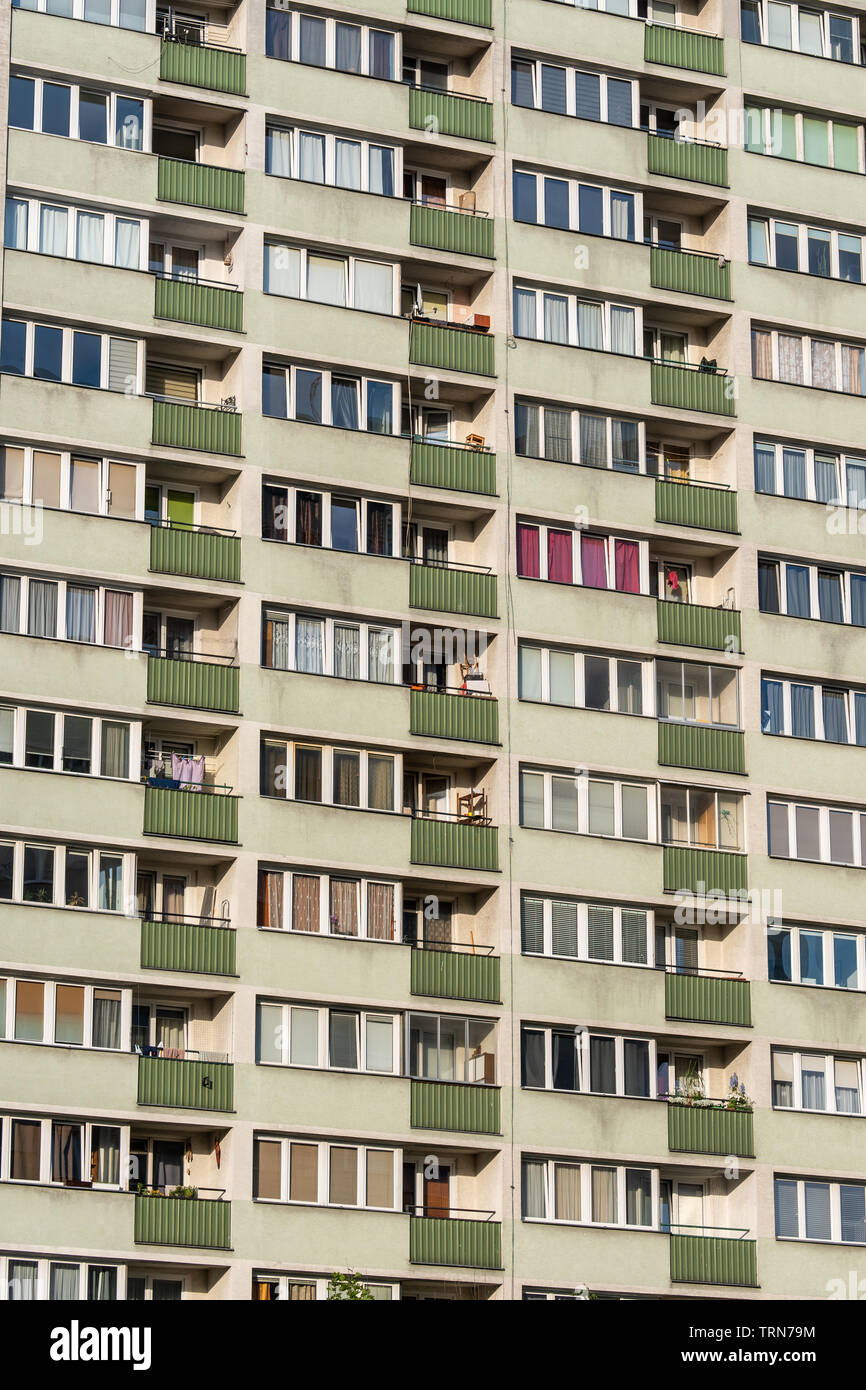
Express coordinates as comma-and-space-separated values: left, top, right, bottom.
409, 204, 494, 260
157, 156, 245, 214
159, 38, 247, 96
410, 813, 499, 872
409, 561, 497, 618
150, 521, 241, 582
134, 1191, 231, 1249
656, 601, 742, 652
409, 1213, 501, 1269
410, 688, 499, 744
664, 969, 752, 1028
141, 914, 237, 977
137, 1054, 234, 1112
409, 320, 495, 377
657, 721, 745, 774
663, 845, 748, 896
649, 247, 731, 302
410, 439, 496, 495
411, 1079, 500, 1134
647, 133, 728, 187
143, 784, 239, 843
152, 399, 242, 456
650, 362, 735, 416
408, 88, 493, 143
407, 0, 492, 26
411, 944, 501, 1003
667, 1101, 754, 1157
644, 24, 726, 77
670, 1231, 758, 1288
154, 274, 243, 332
654, 479, 737, 533
147, 654, 239, 715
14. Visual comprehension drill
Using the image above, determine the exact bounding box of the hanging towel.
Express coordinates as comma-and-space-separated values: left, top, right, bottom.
190, 755, 205, 790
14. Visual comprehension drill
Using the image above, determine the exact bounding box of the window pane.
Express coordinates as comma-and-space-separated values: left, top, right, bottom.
290, 1006, 318, 1066
289, 1142, 318, 1202
329, 1146, 358, 1204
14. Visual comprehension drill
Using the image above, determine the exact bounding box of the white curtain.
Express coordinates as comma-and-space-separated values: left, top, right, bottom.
610, 305, 636, 356
6, 199, 28, 249
513, 287, 536, 338
114, 218, 140, 269
522, 1160, 546, 1218
265, 243, 300, 298
307, 253, 346, 306
271, 618, 291, 670
334, 624, 360, 678
0, 575, 21, 632
76, 211, 104, 263
610, 193, 632, 240
778, 334, 803, 383
543, 294, 568, 344
267, 127, 292, 178
368, 628, 394, 683
354, 260, 392, 314
578, 300, 603, 349
811, 339, 836, 391
580, 413, 607, 467
335, 139, 361, 190
8, 1262, 37, 1300
103, 590, 132, 648
336, 23, 362, 71
295, 617, 324, 673
368, 145, 394, 196
28, 580, 58, 637
50, 1265, 80, 1300
39, 204, 68, 257
299, 132, 326, 182
66, 585, 96, 643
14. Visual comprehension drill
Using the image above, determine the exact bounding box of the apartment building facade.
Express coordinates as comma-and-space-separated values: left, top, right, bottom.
0, 0, 864, 1302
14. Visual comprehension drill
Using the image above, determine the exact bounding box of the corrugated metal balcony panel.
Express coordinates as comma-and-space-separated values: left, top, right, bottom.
159, 40, 247, 95
650, 362, 736, 416
410, 949, 501, 1003
663, 845, 748, 896
654, 479, 737, 532
410, 690, 499, 744
650, 247, 731, 301
670, 1234, 758, 1287
410, 1080, 500, 1134
153, 277, 244, 332
656, 601, 742, 652
147, 657, 239, 715
409, 322, 495, 376
140, 919, 237, 976
644, 25, 726, 76
149, 526, 241, 583
156, 157, 245, 214
410, 818, 499, 872
668, 1103, 754, 1157
408, 88, 494, 143
407, 0, 492, 27
647, 134, 728, 187
409, 565, 498, 618
409, 441, 497, 495
151, 401, 242, 456
137, 1057, 234, 1112
409, 205, 494, 259
143, 786, 239, 844
657, 722, 746, 774
134, 1193, 231, 1249
665, 972, 752, 1027
409, 1217, 501, 1268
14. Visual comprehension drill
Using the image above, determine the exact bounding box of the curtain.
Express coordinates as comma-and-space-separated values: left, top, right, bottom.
781, 448, 807, 498
266, 7, 290, 58
28, 579, 57, 637
336, 22, 362, 71
92, 991, 120, 1048
580, 413, 606, 467
814, 454, 838, 502
513, 287, 536, 338
517, 523, 540, 578
101, 722, 129, 778
53, 1123, 82, 1182
368, 629, 394, 684
801, 1066, 825, 1110
522, 1160, 546, 1219
265, 243, 300, 298
581, 535, 607, 588
842, 346, 866, 395
590, 1036, 616, 1092
367, 881, 394, 940
610, 305, 635, 355
515, 402, 539, 457
543, 294, 568, 344
778, 334, 803, 383
818, 571, 843, 622
368, 755, 393, 810
626, 1170, 652, 1226
758, 560, 780, 612
624, 1039, 649, 1096
8, 1262, 37, 1300
368, 146, 394, 196
851, 575, 866, 627
751, 329, 772, 379
810, 339, 836, 391
266, 126, 292, 177
614, 540, 639, 593
785, 565, 810, 617
92, 1127, 120, 1185
555, 1164, 581, 1221
791, 683, 815, 738
333, 751, 360, 806
5, 198, 27, 249
88, 1267, 117, 1300
40, 204, 68, 256
846, 460, 866, 509
754, 443, 776, 493
762, 678, 784, 733
270, 618, 291, 670
610, 192, 633, 240
292, 875, 320, 932
76, 211, 104, 263
334, 624, 360, 679
259, 870, 283, 929
822, 691, 848, 743
307, 254, 346, 306
612, 418, 639, 471
547, 529, 572, 584
296, 492, 321, 546
577, 300, 603, 349
354, 260, 392, 314
544, 408, 572, 462
299, 14, 326, 63
369, 30, 394, 78
50, 1265, 80, 1300
295, 617, 323, 673
591, 1167, 617, 1222
331, 378, 359, 429
298, 132, 325, 182
330, 879, 359, 936
65, 585, 96, 642
104, 590, 132, 648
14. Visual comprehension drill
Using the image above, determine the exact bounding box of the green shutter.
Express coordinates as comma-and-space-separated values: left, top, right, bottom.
149, 526, 241, 582
152, 401, 242, 456
665, 973, 752, 1027
670, 1234, 758, 1287
410, 441, 497, 494
143, 786, 239, 843
410, 1080, 500, 1134
409, 89, 493, 143
407, 0, 492, 27
409, 1217, 501, 1268
409, 322, 495, 376
656, 601, 742, 652
159, 40, 247, 96
410, 818, 499, 871
147, 657, 239, 714
154, 277, 243, 332
141, 919, 236, 976
650, 362, 736, 416
657, 722, 746, 774
410, 690, 499, 743
644, 25, 725, 76
647, 133, 728, 186
410, 949, 500, 1003
409, 205, 494, 259
409, 565, 497, 618
668, 1103, 754, 1157
663, 845, 748, 896
137, 1056, 234, 1112
650, 247, 731, 301
157, 157, 245, 214
655, 479, 737, 532
134, 1193, 231, 1249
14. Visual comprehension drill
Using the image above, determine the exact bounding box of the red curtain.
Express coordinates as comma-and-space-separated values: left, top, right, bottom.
581, 535, 607, 588
517, 524, 540, 578
614, 540, 640, 594
547, 529, 573, 584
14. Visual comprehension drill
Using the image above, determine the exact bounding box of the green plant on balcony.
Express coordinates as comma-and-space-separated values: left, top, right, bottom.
326, 1271, 374, 1301
137, 1184, 199, 1199
725, 1072, 752, 1111
668, 1061, 705, 1106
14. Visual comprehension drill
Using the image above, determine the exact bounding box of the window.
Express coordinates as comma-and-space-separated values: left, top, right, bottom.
265, 124, 397, 197
262, 608, 399, 685
521, 1024, 654, 1097
752, 326, 866, 394
517, 522, 646, 594
748, 214, 862, 283
0, 975, 125, 1048
514, 285, 638, 355
8, 77, 145, 150
264, 242, 396, 315
0, 319, 140, 393
775, 1176, 866, 1244
261, 484, 400, 555
768, 923, 862, 990
745, 104, 863, 171
768, 797, 866, 867
4, 196, 143, 270
257, 867, 397, 941
256, 1000, 400, 1073
758, 556, 866, 625
761, 674, 866, 746
407, 1012, 496, 1084
254, 1136, 398, 1210
520, 768, 653, 841
742, 2, 861, 63
0, 707, 131, 778
754, 439, 865, 505
660, 785, 744, 851
265, 7, 398, 80
523, 1156, 656, 1228
262, 362, 398, 434
261, 738, 398, 812
512, 169, 637, 241
514, 401, 644, 472
511, 57, 636, 126
0, 842, 131, 915
772, 1050, 863, 1114
518, 644, 648, 715
657, 660, 739, 728
521, 894, 652, 966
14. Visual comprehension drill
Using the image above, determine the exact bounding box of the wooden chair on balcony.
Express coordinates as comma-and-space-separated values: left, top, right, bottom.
457, 788, 488, 824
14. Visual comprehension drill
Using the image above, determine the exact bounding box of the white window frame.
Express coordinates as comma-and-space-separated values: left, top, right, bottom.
522, 1156, 659, 1230
264, 123, 403, 196
511, 167, 641, 241
521, 1023, 660, 1098
520, 893, 656, 966
659, 783, 746, 852
758, 555, 865, 624
752, 326, 866, 394
0, 570, 142, 649
256, 866, 402, 941
0, 1254, 129, 1301
0, 318, 143, 393
745, 104, 865, 172
511, 55, 639, 127
256, 1000, 401, 1074
262, 609, 402, 684
513, 283, 641, 354
9, 75, 151, 151
4, 704, 137, 780
771, 1048, 865, 1115
767, 797, 866, 866
520, 766, 656, 842
0, 973, 131, 1047
516, 522, 650, 593
261, 482, 401, 554
774, 1175, 866, 1244
767, 922, 865, 991
748, 1, 861, 63
518, 642, 652, 715
261, 362, 401, 433
261, 737, 401, 813
255, 1135, 402, 1211
263, 240, 399, 315
514, 401, 647, 471
747, 213, 864, 282
4, 194, 147, 271
273, 9, 402, 80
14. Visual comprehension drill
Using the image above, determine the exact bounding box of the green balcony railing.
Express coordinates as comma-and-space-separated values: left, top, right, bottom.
141, 918, 237, 976
665, 971, 752, 1028
410, 440, 496, 495
407, 0, 492, 27
160, 39, 247, 95
650, 362, 735, 416
670, 1233, 758, 1288
411, 947, 500, 1004
134, 1193, 231, 1249
149, 524, 241, 582
655, 479, 737, 532
143, 786, 239, 844
154, 276, 243, 332
137, 1056, 234, 1112
663, 846, 748, 897
409, 564, 497, 618
409, 88, 493, 143
644, 24, 726, 76
147, 657, 239, 714
409, 322, 495, 377
409, 1216, 501, 1268
411, 1080, 500, 1134
152, 400, 242, 456
409, 204, 494, 259
650, 247, 731, 301
647, 133, 728, 187
411, 816, 499, 872
658, 722, 746, 775
656, 601, 742, 652
157, 156, 245, 214
668, 1104, 755, 1157
410, 690, 499, 744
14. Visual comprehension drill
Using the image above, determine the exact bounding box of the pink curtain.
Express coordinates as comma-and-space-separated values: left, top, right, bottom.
615, 540, 640, 594
547, 529, 573, 585
581, 535, 607, 589
517, 524, 540, 578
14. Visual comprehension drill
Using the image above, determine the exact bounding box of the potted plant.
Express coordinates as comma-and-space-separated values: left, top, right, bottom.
725, 1073, 752, 1110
